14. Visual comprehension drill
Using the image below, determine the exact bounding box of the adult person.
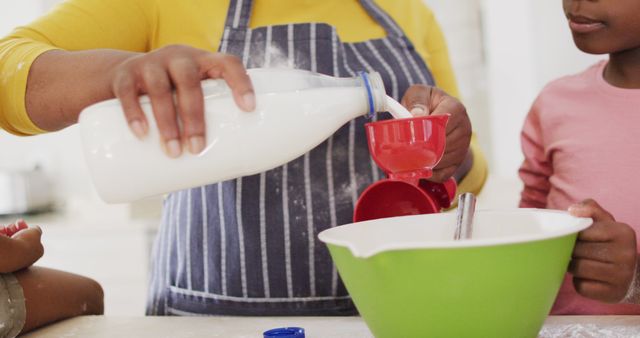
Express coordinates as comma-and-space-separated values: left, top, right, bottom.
0, 0, 487, 315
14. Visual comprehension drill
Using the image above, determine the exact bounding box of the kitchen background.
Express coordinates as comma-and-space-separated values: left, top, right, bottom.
0, 0, 601, 315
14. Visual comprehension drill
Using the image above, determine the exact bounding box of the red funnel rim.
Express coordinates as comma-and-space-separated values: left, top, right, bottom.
364, 114, 449, 127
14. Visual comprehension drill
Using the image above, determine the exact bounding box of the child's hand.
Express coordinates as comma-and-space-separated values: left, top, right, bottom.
0, 220, 44, 273
401, 85, 472, 182
12, 226, 45, 262
568, 199, 637, 303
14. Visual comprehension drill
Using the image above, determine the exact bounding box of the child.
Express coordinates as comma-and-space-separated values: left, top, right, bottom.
0, 219, 103, 337
519, 0, 640, 314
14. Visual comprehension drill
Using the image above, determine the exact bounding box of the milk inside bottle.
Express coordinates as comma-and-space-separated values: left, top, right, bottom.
79, 68, 410, 203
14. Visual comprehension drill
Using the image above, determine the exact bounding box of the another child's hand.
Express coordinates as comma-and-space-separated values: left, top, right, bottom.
12, 224, 45, 265
568, 199, 637, 303
401, 85, 472, 182
0, 220, 44, 273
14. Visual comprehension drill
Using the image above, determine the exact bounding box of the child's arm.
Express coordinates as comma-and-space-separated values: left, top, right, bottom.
519, 101, 552, 208
0, 221, 44, 273
15, 266, 104, 334
568, 199, 637, 303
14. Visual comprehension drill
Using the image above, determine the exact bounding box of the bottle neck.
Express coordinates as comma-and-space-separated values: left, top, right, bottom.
295, 70, 386, 116
359, 72, 387, 118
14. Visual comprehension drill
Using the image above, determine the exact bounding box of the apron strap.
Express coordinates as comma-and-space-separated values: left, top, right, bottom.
223, 0, 254, 29
358, 0, 405, 38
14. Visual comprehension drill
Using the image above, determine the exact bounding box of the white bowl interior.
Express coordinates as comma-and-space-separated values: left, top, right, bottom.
318, 209, 592, 258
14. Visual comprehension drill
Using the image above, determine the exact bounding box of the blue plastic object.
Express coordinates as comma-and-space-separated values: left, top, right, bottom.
263, 327, 305, 338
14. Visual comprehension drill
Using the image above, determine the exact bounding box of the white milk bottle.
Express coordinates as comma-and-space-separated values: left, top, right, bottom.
79, 68, 410, 203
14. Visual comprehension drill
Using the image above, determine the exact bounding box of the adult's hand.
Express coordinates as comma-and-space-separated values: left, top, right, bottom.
111, 45, 255, 157
401, 85, 472, 182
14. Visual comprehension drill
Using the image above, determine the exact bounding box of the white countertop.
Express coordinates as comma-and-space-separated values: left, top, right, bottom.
22, 315, 640, 338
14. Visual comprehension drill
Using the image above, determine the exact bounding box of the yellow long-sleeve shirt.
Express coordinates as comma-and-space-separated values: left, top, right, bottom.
0, 0, 486, 194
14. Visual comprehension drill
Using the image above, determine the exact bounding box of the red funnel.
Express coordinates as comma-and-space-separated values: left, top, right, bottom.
354, 115, 456, 222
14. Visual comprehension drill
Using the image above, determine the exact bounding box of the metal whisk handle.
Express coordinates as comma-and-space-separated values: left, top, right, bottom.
454, 192, 476, 240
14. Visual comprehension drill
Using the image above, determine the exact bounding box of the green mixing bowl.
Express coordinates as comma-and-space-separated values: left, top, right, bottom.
318, 209, 591, 338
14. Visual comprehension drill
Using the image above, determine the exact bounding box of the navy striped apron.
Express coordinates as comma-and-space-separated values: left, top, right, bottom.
147, 0, 436, 316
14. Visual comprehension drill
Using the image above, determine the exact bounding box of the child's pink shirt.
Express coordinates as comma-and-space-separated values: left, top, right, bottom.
519, 60, 640, 315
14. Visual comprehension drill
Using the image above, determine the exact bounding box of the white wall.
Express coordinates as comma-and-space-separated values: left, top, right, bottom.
480, 0, 602, 177
0, 2, 43, 36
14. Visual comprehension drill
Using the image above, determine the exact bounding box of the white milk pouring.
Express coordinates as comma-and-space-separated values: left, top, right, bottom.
79, 68, 410, 203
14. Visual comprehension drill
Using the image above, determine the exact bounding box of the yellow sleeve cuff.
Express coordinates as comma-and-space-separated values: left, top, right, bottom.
449, 134, 488, 208
0, 37, 59, 136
